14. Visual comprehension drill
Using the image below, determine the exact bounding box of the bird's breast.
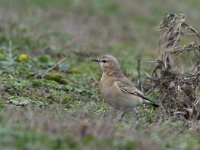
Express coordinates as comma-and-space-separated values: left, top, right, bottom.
100, 77, 142, 111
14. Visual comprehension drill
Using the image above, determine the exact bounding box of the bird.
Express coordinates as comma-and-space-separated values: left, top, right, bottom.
92, 55, 159, 120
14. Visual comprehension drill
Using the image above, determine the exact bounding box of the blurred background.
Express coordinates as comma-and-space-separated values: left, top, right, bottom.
1, 0, 200, 55
1, 0, 199, 76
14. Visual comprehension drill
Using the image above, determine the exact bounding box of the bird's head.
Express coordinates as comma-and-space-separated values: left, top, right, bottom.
92, 55, 121, 75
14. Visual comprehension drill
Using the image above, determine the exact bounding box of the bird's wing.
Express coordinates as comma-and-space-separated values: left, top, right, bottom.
114, 79, 159, 107
114, 79, 145, 98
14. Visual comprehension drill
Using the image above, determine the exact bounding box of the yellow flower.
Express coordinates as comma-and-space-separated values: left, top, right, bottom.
18, 54, 28, 61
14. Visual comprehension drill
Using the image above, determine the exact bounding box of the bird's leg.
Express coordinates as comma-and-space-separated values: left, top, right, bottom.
119, 111, 126, 122
132, 108, 139, 120
118, 107, 133, 122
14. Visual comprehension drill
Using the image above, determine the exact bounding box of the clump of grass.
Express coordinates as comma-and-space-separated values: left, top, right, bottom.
146, 13, 200, 120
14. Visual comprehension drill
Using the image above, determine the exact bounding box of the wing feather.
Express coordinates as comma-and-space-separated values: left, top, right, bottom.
115, 79, 159, 107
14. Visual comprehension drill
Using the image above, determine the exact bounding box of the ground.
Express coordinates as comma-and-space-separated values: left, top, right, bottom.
0, 0, 200, 149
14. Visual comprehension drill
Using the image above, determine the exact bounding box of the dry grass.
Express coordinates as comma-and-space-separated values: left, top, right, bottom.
145, 13, 200, 120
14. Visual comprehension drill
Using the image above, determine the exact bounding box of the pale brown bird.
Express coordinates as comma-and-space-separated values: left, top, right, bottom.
93, 55, 159, 120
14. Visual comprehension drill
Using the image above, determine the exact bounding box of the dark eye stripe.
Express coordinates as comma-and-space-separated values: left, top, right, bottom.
102, 60, 107, 63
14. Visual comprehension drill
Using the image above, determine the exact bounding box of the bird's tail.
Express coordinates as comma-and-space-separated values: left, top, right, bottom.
150, 102, 159, 107
133, 91, 159, 107
144, 99, 159, 107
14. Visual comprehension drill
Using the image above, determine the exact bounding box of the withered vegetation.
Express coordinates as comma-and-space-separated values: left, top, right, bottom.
146, 13, 200, 120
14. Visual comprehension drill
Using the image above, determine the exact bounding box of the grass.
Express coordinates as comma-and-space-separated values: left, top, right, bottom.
0, 0, 200, 149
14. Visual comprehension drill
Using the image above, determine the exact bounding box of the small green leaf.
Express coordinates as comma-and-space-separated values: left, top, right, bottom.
9, 97, 31, 106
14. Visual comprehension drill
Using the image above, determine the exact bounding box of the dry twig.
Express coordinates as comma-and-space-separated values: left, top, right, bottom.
147, 13, 200, 120
42, 57, 68, 79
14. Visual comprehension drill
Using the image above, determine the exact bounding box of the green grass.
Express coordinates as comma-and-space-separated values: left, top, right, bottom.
0, 0, 200, 149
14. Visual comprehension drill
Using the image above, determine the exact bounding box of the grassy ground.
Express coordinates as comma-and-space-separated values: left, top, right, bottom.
0, 0, 200, 149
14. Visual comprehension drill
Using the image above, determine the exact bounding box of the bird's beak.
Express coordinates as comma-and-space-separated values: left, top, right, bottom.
92, 59, 99, 63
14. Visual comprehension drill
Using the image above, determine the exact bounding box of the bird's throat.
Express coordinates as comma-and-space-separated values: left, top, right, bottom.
102, 69, 124, 78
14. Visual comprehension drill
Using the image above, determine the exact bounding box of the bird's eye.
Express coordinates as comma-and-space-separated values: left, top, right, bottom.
102, 60, 107, 63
